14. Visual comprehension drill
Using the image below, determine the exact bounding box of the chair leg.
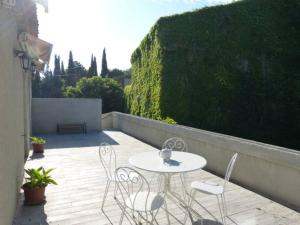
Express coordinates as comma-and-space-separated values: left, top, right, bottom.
164, 198, 171, 225
222, 193, 228, 218
216, 195, 225, 225
184, 189, 196, 224
119, 209, 125, 225
221, 194, 227, 225
113, 181, 117, 198
149, 211, 155, 225
101, 180, 111, 211
149, 207, 161, 225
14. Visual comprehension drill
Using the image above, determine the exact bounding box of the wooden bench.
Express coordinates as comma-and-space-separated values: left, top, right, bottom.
57, 123, 87, 134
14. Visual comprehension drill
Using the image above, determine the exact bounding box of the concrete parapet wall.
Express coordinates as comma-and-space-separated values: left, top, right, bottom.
101, 113, 113, 130
103, 112, 300, 210
32, 98, 102, 134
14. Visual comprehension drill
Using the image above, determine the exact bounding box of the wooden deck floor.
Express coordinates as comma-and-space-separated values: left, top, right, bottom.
13, 131, 300, 225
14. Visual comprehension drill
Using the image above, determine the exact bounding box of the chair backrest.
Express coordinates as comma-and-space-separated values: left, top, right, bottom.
98, 143, 116, 180
224, 153, 238, 188
115, 167, 151, 213
162, 137, 188, 152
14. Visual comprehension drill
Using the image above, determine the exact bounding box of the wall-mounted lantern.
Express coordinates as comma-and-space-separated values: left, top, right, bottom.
14, 49, 32, 72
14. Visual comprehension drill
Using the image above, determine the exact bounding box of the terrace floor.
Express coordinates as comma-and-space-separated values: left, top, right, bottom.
13, 131, 300, 225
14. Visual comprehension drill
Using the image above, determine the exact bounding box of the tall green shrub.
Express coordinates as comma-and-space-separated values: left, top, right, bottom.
126, 0, 300, 149
64, 77, 124, 113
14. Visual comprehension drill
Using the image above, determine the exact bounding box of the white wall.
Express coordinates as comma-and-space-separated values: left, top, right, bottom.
101, 113, 113, 129
103, 112, 300, 211
32, 98, 102, 133
0, 8, 29, 225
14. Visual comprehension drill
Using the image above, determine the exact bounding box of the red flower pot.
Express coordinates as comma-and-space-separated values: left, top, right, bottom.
22, 185, 46, 205
32, 143, 44, 153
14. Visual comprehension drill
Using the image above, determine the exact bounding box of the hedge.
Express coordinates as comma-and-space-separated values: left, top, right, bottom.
126, 0, 300, 149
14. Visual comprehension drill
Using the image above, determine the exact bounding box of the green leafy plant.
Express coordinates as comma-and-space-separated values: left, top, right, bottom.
63, 77, 124, 113
23, 167, 57, 188
158, 116, 177, 125
30, 137, 46, 145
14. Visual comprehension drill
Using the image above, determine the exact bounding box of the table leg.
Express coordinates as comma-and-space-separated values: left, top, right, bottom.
163, 174, 171, 225
161, 173, 197, 225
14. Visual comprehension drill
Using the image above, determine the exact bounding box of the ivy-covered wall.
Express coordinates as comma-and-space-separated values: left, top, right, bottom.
126, 25, 163, 119
126, 0, 300, 149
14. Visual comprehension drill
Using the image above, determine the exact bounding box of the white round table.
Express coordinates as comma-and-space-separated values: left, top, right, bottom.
129, 151, 207, 225
129, 151, 207, 174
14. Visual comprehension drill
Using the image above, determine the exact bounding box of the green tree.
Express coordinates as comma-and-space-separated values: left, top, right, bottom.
108, 68, 127, 86
65, 51, 86, 86
67, 51, 75, 75
108, 69, 124, 79
61, 61, 65, 75
64, 76, 123, 113
32, 71, 41, 97
73, 61, 87, 76
93, 56, 98, 76
101, 48, 109, 77
53, 55, 61, 75
40, 70, 64, 98
87, 54, 94, 77
87, 54, 98, 77
64, 61, 87, 86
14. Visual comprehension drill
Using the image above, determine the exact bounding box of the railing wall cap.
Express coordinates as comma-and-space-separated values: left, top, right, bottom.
111, 112, 300, 170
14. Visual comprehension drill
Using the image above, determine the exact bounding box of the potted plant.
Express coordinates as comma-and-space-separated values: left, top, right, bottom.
22, 167, 57, 205
31, 136, 46, 153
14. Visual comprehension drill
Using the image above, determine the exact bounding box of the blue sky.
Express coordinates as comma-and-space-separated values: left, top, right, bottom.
37, 0, 232, 72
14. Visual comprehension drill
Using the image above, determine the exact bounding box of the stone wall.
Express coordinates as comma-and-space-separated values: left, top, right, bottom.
32, 98, 102, 134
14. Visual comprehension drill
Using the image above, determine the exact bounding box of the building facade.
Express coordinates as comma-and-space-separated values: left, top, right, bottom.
0, 0, 46, 224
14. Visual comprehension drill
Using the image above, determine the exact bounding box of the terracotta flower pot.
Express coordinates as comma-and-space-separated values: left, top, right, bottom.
22, 185, 46, 205
32, 143, 44, 153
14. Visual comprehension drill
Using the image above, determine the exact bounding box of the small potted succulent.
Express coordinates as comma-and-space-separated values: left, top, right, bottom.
22, 167, 57, 205
30, 136, 46, 153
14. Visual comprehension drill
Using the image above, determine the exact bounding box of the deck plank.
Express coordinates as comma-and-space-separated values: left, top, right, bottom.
13, 131, 299, 225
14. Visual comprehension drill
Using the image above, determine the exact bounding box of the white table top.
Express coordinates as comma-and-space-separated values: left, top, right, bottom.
129, 151, 207, 174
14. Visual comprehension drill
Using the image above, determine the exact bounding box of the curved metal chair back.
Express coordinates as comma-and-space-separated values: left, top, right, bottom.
98, 143, 116, 180
162, 137, 188, 152
224, 153, 238, 188
115, 167, 150, 212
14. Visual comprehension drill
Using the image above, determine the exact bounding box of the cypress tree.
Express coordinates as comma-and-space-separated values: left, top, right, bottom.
53, 55, 61, 75
88, 55, 98, 76
101, 48, 109, 76
93, 56, 98, 76
32, 70, 41, 97
68, 51, 75, 75
61, 61, 65, 75
87, 54, 94, 77
66, 51, 76, 86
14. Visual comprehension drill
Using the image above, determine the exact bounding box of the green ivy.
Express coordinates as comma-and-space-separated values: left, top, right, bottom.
126, 0, 300, 149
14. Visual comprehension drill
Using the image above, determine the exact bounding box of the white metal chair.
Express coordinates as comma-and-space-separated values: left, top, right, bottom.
98, 142, 118, 212
162, 137, 188, 152
114, 167, 165, 225
187, 153, 238, 225
162, 137, 188, 200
